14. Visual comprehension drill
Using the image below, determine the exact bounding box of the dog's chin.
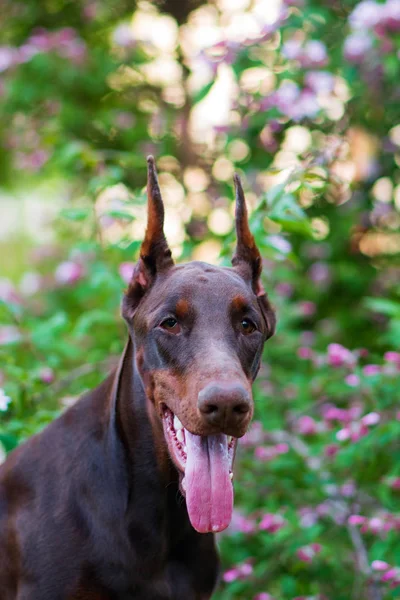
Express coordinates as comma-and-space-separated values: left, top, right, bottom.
161, 405, 238, 534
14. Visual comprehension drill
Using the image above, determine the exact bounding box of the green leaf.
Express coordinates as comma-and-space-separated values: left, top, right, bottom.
60, 208, 92, 221
103, 210, 135, 222
73, 310, 118, 336
193, 81, 215, 104
364, 298, 400, 317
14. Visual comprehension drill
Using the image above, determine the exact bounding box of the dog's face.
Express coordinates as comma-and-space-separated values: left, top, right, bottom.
122, 158, 275, 534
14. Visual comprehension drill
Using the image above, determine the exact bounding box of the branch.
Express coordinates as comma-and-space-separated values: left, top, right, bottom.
347, 523, 383, 600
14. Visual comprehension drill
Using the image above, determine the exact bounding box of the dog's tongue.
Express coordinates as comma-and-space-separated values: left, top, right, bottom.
184, 431, 233, 533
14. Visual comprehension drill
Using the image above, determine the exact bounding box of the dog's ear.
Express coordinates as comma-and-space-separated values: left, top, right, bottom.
122, 156, 174, 320
231, 174, 276, 339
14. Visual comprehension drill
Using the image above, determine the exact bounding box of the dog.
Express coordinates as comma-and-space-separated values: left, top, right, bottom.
0, 156, 275, 599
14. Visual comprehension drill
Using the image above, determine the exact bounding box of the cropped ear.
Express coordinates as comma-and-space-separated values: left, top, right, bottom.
231, 174, 276, 339
122, 156, 174, 321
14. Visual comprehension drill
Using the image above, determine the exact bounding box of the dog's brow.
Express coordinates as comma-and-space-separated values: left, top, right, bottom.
231, 294, 249, 312
175, 298, 190, 319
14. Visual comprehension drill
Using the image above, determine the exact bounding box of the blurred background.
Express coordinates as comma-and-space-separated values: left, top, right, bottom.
1, 0, 400, 598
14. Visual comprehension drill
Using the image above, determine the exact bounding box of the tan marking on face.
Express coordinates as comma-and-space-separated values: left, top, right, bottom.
231, 294, 248, 312
175, 298, 190, 319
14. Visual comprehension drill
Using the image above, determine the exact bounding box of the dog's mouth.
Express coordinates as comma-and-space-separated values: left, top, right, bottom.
162, 406, 237, 534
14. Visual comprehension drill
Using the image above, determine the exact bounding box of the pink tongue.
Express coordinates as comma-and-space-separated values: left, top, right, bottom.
184, 432, 233, 533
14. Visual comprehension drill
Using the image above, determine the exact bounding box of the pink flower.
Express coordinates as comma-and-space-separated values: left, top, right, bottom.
349, 421, 369, 442
349, 1, 381, 29
112, 23, 135, 47
389, 477, 400, 490
276, 282, 293, 297
240, 563, 253, 577
297, 346, 313, 360
268, 235, 292, 254
344, 33, 373, 63
305, 70, 335, 93
16, 149, 50, 172
254, 594, 273, 600
55, 261, 84, 285
119, 262, 135, 284
301, 40, 328, 67
28, 30, 52, 52
341, 481, 356, 497
58, 39, 86, 64
383, 0, 400, 31
324, 444, 339, 458
327, 343, 356, 367
223, 562, 253, 582
241, 421, 264, 447
275, 443, 289, 454
0, 325, 22, 345
363, 364, 381, 376
255, 446, 277, 461
348, 405, 363, 420
296, 543, 321, 563
384, 351, 400, 364
361, 412, 380, 426
345, 374, 360, 387
381, 568, 399, 581
272, 81, 300, 113
295, 415, 318, 435
229, 510, 256, 534
259, 513, 286, 533
308, 262, 331, 285
19, 272, 41, 296
298, 507, 318, 527
322, 405, 349, 422
368, 517, 385, 533
300, 330, 315, 346
0, 47, 16, 72
336, 427, 350, 441
282, 39, 303, 60
348, 514, 366, 525
39, 367, 54, 384
0, 278, 21, 305
298, 301, 316, 316
289, 90, 320, 121
223, 568, 240, 583
254, 440, 288, 459
372, 560, 391, 571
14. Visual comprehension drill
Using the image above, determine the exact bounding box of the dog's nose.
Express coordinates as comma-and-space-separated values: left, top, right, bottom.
198, 382, 251, 432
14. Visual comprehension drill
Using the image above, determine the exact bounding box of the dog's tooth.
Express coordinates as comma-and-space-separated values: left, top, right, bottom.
181, 477, 186, 491
229, 472, 233, 480
174, 415, 183, 431
176, 429, 185, 444
183, 445, 187, 454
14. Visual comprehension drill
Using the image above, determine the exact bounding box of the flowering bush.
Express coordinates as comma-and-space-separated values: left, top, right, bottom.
1, 0, 400, 598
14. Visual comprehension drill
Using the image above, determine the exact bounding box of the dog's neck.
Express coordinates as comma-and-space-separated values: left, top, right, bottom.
108, 337, 190, 548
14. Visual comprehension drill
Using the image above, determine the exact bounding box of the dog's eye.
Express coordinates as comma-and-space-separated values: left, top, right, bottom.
160, 317, 181, 334
240, 318, 256, 334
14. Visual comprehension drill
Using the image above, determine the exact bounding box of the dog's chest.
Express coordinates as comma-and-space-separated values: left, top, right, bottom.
73, 515, 218, 600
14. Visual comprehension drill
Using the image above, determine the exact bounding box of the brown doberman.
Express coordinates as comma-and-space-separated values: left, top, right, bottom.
0, 157, 275, 600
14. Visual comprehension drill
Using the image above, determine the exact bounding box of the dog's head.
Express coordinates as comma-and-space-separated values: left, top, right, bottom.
122, 157, 275, 533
